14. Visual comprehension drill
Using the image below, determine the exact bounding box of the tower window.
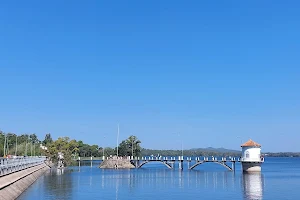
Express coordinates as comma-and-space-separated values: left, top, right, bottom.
246, 151, 250, 158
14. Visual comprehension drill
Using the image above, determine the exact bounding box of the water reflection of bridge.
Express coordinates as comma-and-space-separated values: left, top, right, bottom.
97, 169, 264, 199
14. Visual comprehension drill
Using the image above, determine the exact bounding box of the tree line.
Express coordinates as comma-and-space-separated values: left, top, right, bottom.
0, 130, 143, 165
2, 130, 298, 166
0, 131, 41, 157
0, 131, 109, 160
140, 149, 241, 157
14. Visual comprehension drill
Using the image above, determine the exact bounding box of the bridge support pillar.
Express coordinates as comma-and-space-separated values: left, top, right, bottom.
135, 160, 139, 168
179, 160, 183, 170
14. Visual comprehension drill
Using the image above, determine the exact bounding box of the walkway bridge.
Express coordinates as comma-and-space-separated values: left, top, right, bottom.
78, 156, 240, 171
0, 156, 47, 177
130, 156, 240, 171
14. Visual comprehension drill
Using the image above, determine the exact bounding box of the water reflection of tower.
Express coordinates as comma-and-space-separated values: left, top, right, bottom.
242, 173, 264, 200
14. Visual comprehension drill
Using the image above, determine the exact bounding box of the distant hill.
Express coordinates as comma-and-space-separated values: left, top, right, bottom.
190, 147, 241, 153
141, 147, 241, 157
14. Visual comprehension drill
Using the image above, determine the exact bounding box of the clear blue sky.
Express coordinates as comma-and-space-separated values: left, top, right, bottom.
0, 1, 299, 152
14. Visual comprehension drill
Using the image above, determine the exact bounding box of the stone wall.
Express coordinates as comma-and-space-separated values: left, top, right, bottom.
0, 163, 51, 200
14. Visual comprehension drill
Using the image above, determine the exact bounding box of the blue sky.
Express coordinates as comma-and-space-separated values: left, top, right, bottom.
0, 1, 299, 152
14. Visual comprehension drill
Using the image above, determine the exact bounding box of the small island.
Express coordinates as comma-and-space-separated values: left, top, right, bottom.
99, 157, 135, 169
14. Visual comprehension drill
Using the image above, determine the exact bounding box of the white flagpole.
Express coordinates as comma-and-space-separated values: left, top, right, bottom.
116, 124, 120, 168
117, 124, 119, 157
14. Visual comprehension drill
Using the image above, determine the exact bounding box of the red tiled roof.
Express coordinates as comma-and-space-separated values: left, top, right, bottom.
241, 139, 261, 147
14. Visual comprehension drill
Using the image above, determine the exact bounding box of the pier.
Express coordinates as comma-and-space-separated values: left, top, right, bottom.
79, 139, 264, 171
78, 156, 245, 171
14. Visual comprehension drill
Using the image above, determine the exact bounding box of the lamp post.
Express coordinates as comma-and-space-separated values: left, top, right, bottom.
25, 135, 29, 156
15, 135, 17, 156
31, 141, 33, 156
3, 133, 7, 157
176, 133, 184, 170
5, 134, 9, 156
172, 133, 183, 158
131, 136, 134, 158
180, 134, 183, 158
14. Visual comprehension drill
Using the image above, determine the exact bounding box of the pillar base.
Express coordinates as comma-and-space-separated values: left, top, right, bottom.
242, 162, 262, 172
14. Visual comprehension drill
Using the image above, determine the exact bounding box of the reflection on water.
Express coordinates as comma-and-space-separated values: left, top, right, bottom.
98, 168, 238, 191
242, 173, 264, 200
18, 161, 266, 200
56, 168, 65, 176
48, 168, 73, 200
18, 158, 300, 200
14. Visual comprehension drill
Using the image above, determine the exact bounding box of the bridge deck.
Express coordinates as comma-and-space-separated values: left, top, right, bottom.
77, 156, 241, 162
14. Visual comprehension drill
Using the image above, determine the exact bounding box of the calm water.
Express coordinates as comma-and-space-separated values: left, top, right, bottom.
18, 157, 300, 200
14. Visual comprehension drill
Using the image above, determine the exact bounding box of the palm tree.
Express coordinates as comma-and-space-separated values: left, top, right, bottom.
126, 135, 141, 157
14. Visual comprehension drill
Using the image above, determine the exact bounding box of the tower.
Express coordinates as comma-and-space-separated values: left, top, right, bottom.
241, 139, 264, 172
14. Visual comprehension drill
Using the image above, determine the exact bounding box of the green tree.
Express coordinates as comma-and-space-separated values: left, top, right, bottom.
103, 147, 115, 157
29, 133, 39, 144
117, 135, 142, 157
117, 140, 129, 157
43, 133, 53, 145
47, 137, 79, 166
126, 135, 141, 157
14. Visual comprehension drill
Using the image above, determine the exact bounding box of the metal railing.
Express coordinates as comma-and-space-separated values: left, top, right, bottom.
0, 156, 47, 177
240, 157, 264, 162
82, 156, 241, 162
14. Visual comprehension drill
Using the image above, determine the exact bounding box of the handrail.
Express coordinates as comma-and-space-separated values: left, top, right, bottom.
0, 156, 47, 177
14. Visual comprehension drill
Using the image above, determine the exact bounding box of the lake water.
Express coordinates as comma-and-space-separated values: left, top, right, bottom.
18, 157, 300, 200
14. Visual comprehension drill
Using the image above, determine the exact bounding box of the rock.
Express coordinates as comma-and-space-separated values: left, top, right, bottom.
99, 159, 135, 169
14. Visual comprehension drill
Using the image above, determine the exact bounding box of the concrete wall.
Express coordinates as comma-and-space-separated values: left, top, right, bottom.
242, 162, 262, 172
0, 163, 51, 200
242, 146, 261, 162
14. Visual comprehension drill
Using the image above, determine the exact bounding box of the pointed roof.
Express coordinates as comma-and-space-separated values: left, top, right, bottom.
241, 139, 261, 147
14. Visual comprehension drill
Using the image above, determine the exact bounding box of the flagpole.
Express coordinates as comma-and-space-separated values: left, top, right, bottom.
116, 124, 119, 168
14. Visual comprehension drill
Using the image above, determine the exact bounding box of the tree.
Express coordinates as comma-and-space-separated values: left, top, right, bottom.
43, 133, 53, 146
117, 135, 142, 157
126, 135, 141, 157
104, 147, 117, 157
47, 137, 79, 166
29, 133, 39, 144
118, 140, 129, 157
